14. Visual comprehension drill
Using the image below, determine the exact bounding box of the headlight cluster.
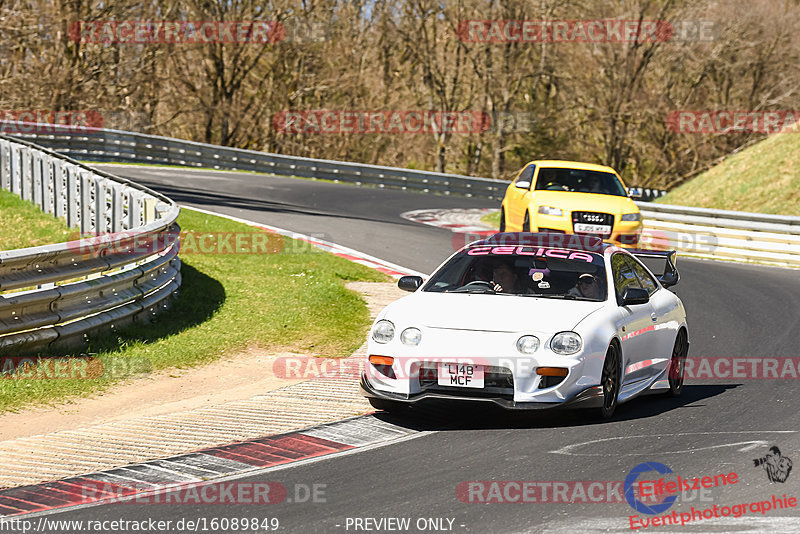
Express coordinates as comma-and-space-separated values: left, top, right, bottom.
516, 335, 540, 354
551, 332, 583, 355
372, 321, 423, 346
372, 320, 395, 343
538, 205, 563, 216
621, 212, 642, 222
400, 327, 422, 346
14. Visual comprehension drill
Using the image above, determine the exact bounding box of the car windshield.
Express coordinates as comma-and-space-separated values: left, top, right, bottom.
535, 168, 627, 197
423, 246, 608, 301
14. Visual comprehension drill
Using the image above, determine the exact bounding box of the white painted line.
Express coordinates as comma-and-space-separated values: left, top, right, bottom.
550, 431, 797, 456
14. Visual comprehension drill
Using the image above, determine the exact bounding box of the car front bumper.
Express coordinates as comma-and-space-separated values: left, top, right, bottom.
360, 372, 605, 410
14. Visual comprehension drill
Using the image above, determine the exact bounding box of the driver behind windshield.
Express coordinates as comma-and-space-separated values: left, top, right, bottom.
491, 262, 520, 293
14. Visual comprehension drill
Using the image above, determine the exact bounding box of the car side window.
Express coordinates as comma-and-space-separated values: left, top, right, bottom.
626, 256, 658, 295
612, 253, 641, 302
514, 164, 535, 189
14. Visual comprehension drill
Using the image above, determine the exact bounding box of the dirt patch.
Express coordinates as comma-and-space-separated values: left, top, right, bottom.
0, 281, 408, 442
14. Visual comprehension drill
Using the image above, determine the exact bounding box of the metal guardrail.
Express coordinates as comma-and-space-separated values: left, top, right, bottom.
637, 202, 800, 267
6, 121, 798, 268
4, 121, 666, 200
0, 133, 181, 355
6, 122, 511, 200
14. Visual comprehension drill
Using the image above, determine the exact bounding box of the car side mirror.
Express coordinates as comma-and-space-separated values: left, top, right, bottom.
659, 270, 679, 288
621, 287, 649, 306
515, 181, 530, 189
398, 275, 423, 292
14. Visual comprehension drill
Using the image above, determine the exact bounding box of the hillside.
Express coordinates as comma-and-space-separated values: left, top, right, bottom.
657, 130, 800, 215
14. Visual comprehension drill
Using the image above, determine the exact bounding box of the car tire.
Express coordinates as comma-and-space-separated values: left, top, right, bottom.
368, 397, 407, 413
666, 329, 688, 397
598, 343, 621, 419
522, 211, 531, 232
499, 207, 506, 232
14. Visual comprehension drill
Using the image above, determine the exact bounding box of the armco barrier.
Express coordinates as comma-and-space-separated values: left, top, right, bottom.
3, 121, 665, 200
5, 122, 798, 268
5, 122, 510, 200
0, 133, 181, 355
638, 202, 800, 268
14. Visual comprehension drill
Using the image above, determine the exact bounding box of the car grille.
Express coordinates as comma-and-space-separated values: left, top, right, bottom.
572, 211, 614, 237
418, 362, 514, 399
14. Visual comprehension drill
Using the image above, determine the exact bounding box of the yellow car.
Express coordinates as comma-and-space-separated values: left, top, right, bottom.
499, 160, 643, 246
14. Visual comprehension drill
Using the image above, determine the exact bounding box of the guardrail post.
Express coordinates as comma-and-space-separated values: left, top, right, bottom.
42, 157, 54, 215
21, 147, 33, 201
143, 197, 157, 223
65, 165, 79, 228
94, 177, 111, 234
80, 172, 94, 234
32, 151, 43, 208
53, 160, 65, 219
10, 145, 20, 194
111, 183, 124, 232
0, 140, 8, 191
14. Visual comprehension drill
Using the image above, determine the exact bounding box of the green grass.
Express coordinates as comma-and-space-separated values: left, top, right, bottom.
657, 131, 800, 215
481, 210, 501, 229
0, 189, 72, 249
0, 206, 389, 412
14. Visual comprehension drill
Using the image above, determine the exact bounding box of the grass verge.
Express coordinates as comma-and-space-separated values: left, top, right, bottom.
0, 205, 388, 412
657, 132, 800, 215
481, 210, 501, 229
0, 190, 72, 249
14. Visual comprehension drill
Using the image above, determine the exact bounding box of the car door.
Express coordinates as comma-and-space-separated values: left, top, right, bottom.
507, 164, 535, 228
627, 256, 679, 365
611, 254, 657, 385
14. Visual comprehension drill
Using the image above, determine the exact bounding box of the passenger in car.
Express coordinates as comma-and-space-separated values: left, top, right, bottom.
568, 273, 602, 299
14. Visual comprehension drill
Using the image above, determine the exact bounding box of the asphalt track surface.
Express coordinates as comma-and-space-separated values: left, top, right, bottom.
35, 165, 800, 532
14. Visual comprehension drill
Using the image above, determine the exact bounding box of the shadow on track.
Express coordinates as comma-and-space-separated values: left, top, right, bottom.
371, 384, 739, 432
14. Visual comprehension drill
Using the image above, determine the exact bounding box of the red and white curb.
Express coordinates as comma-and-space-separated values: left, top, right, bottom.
187, 206, 426, 278
0, 417, 427, 517
401, 207, 498, 236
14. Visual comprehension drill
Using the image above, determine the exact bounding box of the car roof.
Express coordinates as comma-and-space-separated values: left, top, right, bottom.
522, 160, 619, 174
468, 232, 614, 254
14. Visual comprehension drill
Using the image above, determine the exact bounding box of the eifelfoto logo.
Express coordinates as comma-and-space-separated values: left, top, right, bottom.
753, 446, 793, 483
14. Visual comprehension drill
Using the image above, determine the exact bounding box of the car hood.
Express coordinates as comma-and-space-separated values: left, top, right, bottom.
533, 191, 637, 215
381, 292, 606, 333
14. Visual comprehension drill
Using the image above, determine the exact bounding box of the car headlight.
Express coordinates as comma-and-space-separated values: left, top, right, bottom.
621, 212, 642, 222
400, 327, 422, 346
372, 320, 395, 343
538, 205, 563, 216
551, 332, 582, 355
516, 335, 540, 354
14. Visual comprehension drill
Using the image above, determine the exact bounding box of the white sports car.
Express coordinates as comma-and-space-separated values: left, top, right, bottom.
360, 232, 688, 418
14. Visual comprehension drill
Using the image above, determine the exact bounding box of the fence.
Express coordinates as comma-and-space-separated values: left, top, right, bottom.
0, 133, 181, 355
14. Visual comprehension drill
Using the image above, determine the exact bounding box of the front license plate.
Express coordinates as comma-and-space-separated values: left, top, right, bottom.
438, 363, 484, 388
575, 223, 612, 235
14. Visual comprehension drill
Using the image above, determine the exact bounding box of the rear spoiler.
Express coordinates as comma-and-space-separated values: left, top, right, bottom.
628, 249, 679, 288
